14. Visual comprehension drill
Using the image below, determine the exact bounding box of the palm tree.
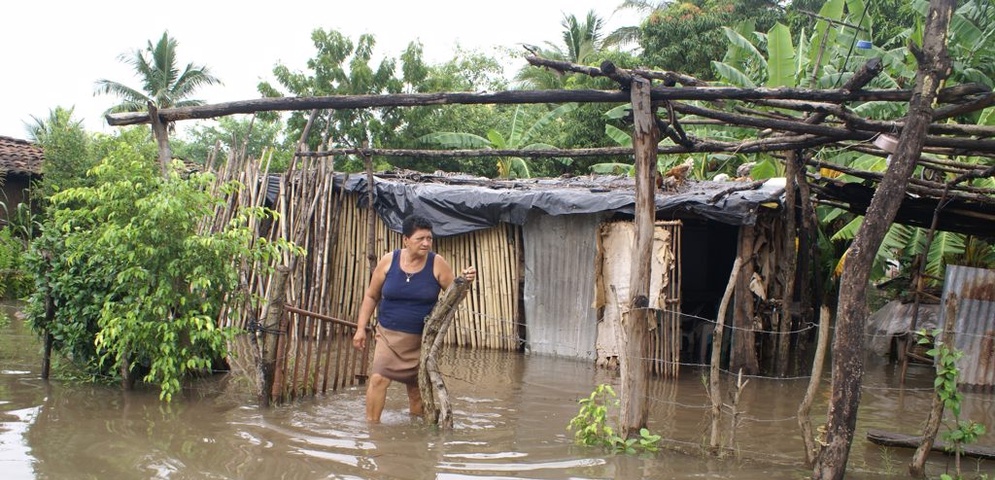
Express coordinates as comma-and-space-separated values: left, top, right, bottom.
94, 32, 221, 117
517, 11, 610, 89
604, 0, 671, 49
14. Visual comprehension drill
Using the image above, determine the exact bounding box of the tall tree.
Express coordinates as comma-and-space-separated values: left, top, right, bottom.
94, 31, 221, 116
812, 0, 956, 478
258, 29, 405, 160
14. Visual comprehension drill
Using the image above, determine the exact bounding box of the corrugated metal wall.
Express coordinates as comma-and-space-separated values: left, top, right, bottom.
940, 265, 995, 391
523, 212, 608, 360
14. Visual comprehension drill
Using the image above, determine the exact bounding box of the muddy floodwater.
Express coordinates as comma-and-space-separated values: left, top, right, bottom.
2, 303, 994, 480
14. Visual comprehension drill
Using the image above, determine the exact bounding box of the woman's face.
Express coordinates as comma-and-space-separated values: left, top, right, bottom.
404, 228, 433, 254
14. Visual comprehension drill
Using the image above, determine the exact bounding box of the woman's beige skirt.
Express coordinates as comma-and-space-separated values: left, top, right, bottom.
371, 325, 421, 385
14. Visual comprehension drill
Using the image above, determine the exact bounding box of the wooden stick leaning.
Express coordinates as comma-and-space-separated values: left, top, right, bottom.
418, 276, 472, 428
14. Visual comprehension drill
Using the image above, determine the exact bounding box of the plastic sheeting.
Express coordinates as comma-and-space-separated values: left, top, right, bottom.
312, 174, 785, 237
865, 299, 940, 356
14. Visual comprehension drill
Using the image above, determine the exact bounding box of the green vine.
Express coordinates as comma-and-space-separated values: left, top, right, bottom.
567, 384, 661, 454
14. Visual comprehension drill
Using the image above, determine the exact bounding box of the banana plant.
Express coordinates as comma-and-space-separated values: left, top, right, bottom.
419, 103, 577, 179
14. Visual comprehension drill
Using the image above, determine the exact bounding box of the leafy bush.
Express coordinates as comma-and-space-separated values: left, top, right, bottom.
568, 383, 661, 454
0, 226, 32, 300
26, 140, 290, 401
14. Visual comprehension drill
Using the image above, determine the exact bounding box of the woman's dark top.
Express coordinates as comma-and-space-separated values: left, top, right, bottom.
378, 250, 441, 334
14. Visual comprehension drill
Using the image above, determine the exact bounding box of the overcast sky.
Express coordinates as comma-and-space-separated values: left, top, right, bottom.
0, 1, 641, 140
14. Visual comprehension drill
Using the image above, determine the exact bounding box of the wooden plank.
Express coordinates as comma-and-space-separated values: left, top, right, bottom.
867, 429, 995, 460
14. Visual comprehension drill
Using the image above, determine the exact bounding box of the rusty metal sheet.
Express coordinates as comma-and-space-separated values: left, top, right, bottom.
939, 265, 995, 391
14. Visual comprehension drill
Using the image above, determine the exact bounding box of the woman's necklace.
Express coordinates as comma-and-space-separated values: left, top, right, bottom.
402, 250, 424, 283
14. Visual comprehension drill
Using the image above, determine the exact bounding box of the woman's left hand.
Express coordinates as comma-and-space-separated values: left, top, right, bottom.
461, 266, 477, 282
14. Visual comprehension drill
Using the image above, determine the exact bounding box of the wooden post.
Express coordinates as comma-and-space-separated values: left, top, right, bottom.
620, 75, 659, 439
363, 141, 378, 273
777, 150, 798, 378
813, 1, 955, 478
731, 225, 759, 374
799, 306, 832, 465
41, 291, 55, 380
710, 256, 742, 453
910, 293, 958, 477
418, 277, 471, 428
727, 369, 748, 453
256, 265, 291, 407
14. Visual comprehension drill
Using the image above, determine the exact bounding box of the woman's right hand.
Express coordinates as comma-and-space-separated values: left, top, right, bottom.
353, 329, 367, 350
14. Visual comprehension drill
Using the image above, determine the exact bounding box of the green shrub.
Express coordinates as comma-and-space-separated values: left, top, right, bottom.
26, 140, 293, 401
0, 227, 32, 299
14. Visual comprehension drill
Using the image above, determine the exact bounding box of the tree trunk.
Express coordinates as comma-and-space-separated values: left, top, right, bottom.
812, 1, 955, 478
620, 75, 659, 438
147, 102, 172, 177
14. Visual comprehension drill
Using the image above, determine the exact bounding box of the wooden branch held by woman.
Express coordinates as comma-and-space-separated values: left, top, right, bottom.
417, 277, 472, 428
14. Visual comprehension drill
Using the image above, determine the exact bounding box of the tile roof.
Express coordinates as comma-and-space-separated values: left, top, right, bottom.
0, 135, 43, 176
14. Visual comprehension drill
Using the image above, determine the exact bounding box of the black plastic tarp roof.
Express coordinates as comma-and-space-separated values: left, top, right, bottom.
268, 173, 786, 237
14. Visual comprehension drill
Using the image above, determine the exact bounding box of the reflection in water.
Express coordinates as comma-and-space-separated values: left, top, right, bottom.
2, 303, 994, 479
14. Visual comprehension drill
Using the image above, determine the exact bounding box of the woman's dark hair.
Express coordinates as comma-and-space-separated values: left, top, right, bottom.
401, 215, 433, 238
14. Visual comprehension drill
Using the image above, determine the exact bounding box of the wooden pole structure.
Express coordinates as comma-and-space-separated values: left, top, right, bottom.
813, 1, 956, 478
710, 256, 742, 453
418, 277, 471, 428
105, 86, 959, 127
620, 75, 659, 439
256, 265, 290, 407
799, 306, 832, 465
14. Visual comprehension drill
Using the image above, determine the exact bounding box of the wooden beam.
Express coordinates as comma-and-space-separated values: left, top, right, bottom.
106, 87, 934, 127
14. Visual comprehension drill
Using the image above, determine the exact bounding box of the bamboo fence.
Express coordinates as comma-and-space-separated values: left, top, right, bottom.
199, 147, 522, 401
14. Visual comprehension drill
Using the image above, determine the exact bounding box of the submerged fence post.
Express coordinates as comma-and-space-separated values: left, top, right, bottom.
710, 256, 742, 454
256, 265, 291, 407
799, 306, 832, 465
41, 292, 54, 380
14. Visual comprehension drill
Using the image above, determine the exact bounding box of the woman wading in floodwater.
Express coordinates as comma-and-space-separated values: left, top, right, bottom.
352, 215, 476, 422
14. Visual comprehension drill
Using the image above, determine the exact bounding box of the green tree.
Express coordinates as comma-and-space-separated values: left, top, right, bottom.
94, 31, 221, 117
26, 140, 289, 401
639, 0, 783, 80
387, 46, 511, 175
174, 116, 290, 170
258, 29, 407, 164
